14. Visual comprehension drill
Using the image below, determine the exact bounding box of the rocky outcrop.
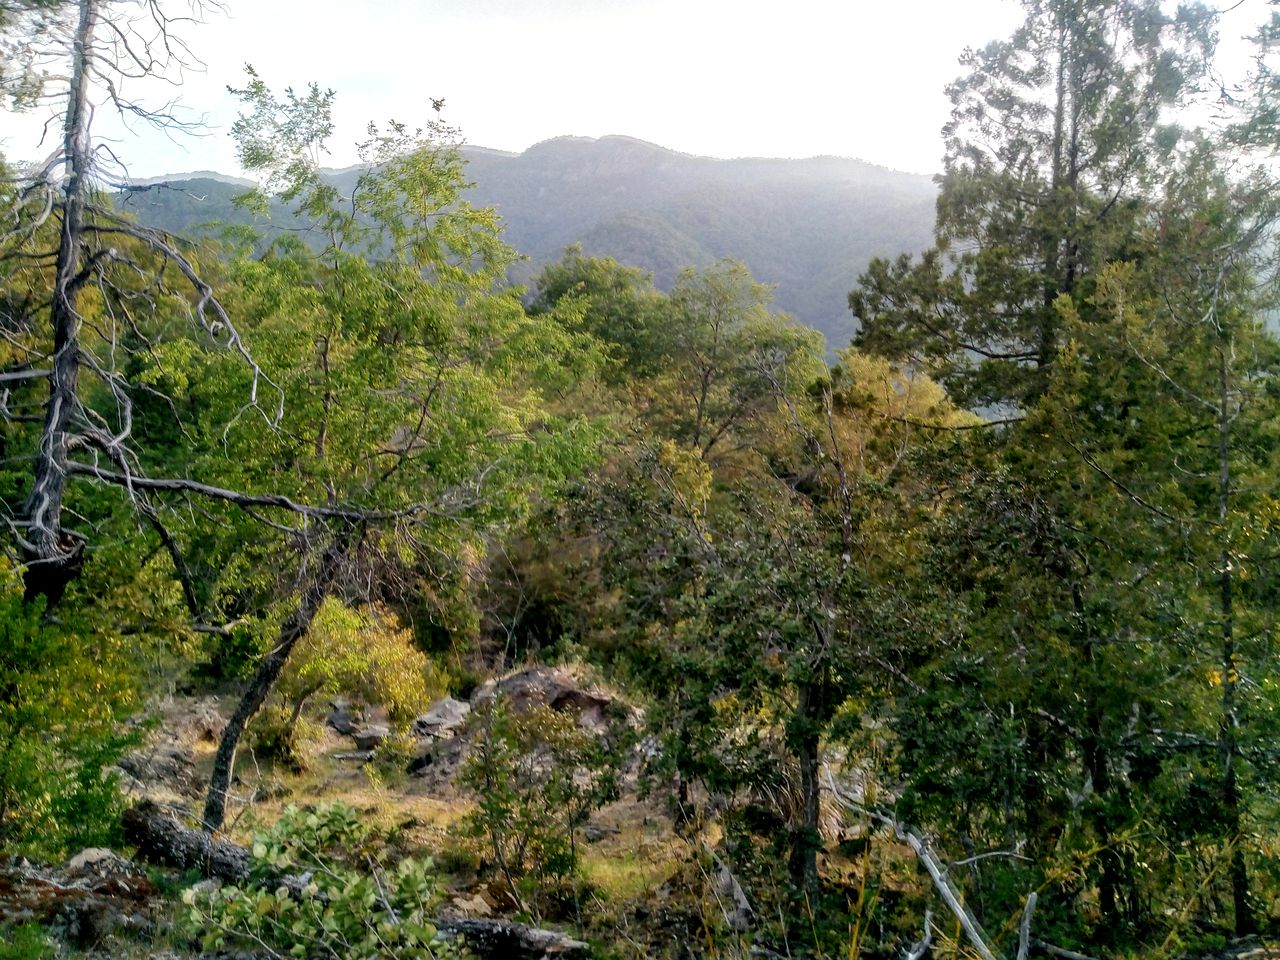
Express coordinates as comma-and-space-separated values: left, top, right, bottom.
114, 742, 202, 801
325, 699, 358, 736
471, 665, 636, 733
406, 666, 642, 794
0, 848, 156, 948
351, 723, 390, 751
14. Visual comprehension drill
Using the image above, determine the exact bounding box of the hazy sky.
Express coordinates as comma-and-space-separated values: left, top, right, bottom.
0, 0, 1268, 178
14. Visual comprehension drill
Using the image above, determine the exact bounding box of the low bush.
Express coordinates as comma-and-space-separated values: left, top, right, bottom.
460, 698, 621, 918
183, 802, 455, 959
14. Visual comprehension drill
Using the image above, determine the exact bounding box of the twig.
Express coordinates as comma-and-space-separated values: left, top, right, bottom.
904, 909, 934, 960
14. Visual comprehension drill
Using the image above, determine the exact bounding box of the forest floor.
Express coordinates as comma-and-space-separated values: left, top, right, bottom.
7, 677, 1279, 959
2, 667, 718, 959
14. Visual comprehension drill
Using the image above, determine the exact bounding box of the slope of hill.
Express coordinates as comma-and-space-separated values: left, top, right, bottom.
116, 136, 938, 350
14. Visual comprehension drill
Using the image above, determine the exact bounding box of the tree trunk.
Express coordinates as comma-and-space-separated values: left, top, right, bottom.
1036, 17, 1069, 382
1076, 576, 1128, 935
788, 676, 823, 897
1082, 700, 1120, 934
23, 0, 97, 605
201, 538, 345, 832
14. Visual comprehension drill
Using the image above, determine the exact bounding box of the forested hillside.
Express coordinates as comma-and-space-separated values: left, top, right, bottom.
2, 1, 1280, 960
116, 138, 937, 347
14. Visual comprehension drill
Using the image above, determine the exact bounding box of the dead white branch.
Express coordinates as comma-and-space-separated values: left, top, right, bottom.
824, 768, 1002, 960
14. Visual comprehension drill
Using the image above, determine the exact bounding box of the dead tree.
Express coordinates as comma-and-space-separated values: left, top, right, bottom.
1, 3, 318, 827
2, 2, 560, 841
824, 769, 1104, 960
1, 0, 277, 603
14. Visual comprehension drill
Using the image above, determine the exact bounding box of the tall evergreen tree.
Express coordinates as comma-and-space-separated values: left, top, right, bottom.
851, 0, 1216, 409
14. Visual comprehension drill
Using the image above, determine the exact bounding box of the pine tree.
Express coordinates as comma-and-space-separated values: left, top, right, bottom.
851, 0, 1216, 409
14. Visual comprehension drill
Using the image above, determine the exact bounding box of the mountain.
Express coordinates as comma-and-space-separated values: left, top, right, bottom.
115, 136, 938, 350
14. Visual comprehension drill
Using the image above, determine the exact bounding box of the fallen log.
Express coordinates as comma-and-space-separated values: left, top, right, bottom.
437, 918, 591, 957
122, 801, 275, 888
122, 801, 589, 959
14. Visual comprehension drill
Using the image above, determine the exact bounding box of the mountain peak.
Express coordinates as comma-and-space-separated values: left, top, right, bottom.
123, 170, 255, 188
120, 135, 937, 354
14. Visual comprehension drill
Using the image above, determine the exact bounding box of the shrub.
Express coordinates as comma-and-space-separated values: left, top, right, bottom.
246, 703, 314, 772
0, 924, 54, 960
0, 561, 138, 856
460, 698, 620, 917
251, 599, 446, 765
183, 802, 455, 959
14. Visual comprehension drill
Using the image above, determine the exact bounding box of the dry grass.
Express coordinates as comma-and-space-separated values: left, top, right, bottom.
214, 725, 476, 847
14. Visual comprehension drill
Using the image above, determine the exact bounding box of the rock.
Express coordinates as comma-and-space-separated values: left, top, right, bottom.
434, 917, 589, 958
411, 696, 471, 739
450, 892, 494, 917
332, 750, 375, 762
0, 849, 157, 950
254, 778, 292, 801
480, 881, 520, 913
113, 742, 201, 799
174, 697, 227, 744
713, 856, 753, 933
549, 687, 613, 732
584, 822, 619, 843
65, 848, 141, 878
351, 724, 389, 751
406, 732, 469, 795
57, 893, 152, 948
326, 701, 357, 736
471, 666, 630, 732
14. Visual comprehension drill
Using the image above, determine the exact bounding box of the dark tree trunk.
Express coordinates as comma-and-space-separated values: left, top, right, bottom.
201, 538, 345, 832
1075, 575, 1129, 935
788, 676, 823, 897
1082, 702, 1120, 933
125, 800, 282, 888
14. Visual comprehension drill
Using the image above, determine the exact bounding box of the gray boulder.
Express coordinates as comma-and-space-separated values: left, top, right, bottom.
411, 697, 471, 739
351, 724, 390, 751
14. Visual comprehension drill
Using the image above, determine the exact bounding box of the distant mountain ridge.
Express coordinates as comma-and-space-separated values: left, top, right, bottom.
123, 170, 255, 188
117, 136, 938, 350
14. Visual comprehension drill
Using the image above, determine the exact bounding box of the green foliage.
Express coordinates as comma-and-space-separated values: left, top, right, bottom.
245, 703, 314, 772
569, 350, 967, 911
0, 923, 53, 960
461, 698, 620, 916
250, 599, 446, 767
844, 136, 1280, 946
183, 802, 454, 959
654, 260, 826, 461
0, 561, 138, 856
290, 601, 445, 727
852, 0, 1217, 408
531, 244, 668, 381
10, 8, 1280, 958
1231, 7, 1280, 153
121, 139, 939, 353
122, 73, 611, 683
536, 252, 825, 465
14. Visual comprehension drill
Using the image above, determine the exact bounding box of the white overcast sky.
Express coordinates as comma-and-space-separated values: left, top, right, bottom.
0, 0, 1269, 178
